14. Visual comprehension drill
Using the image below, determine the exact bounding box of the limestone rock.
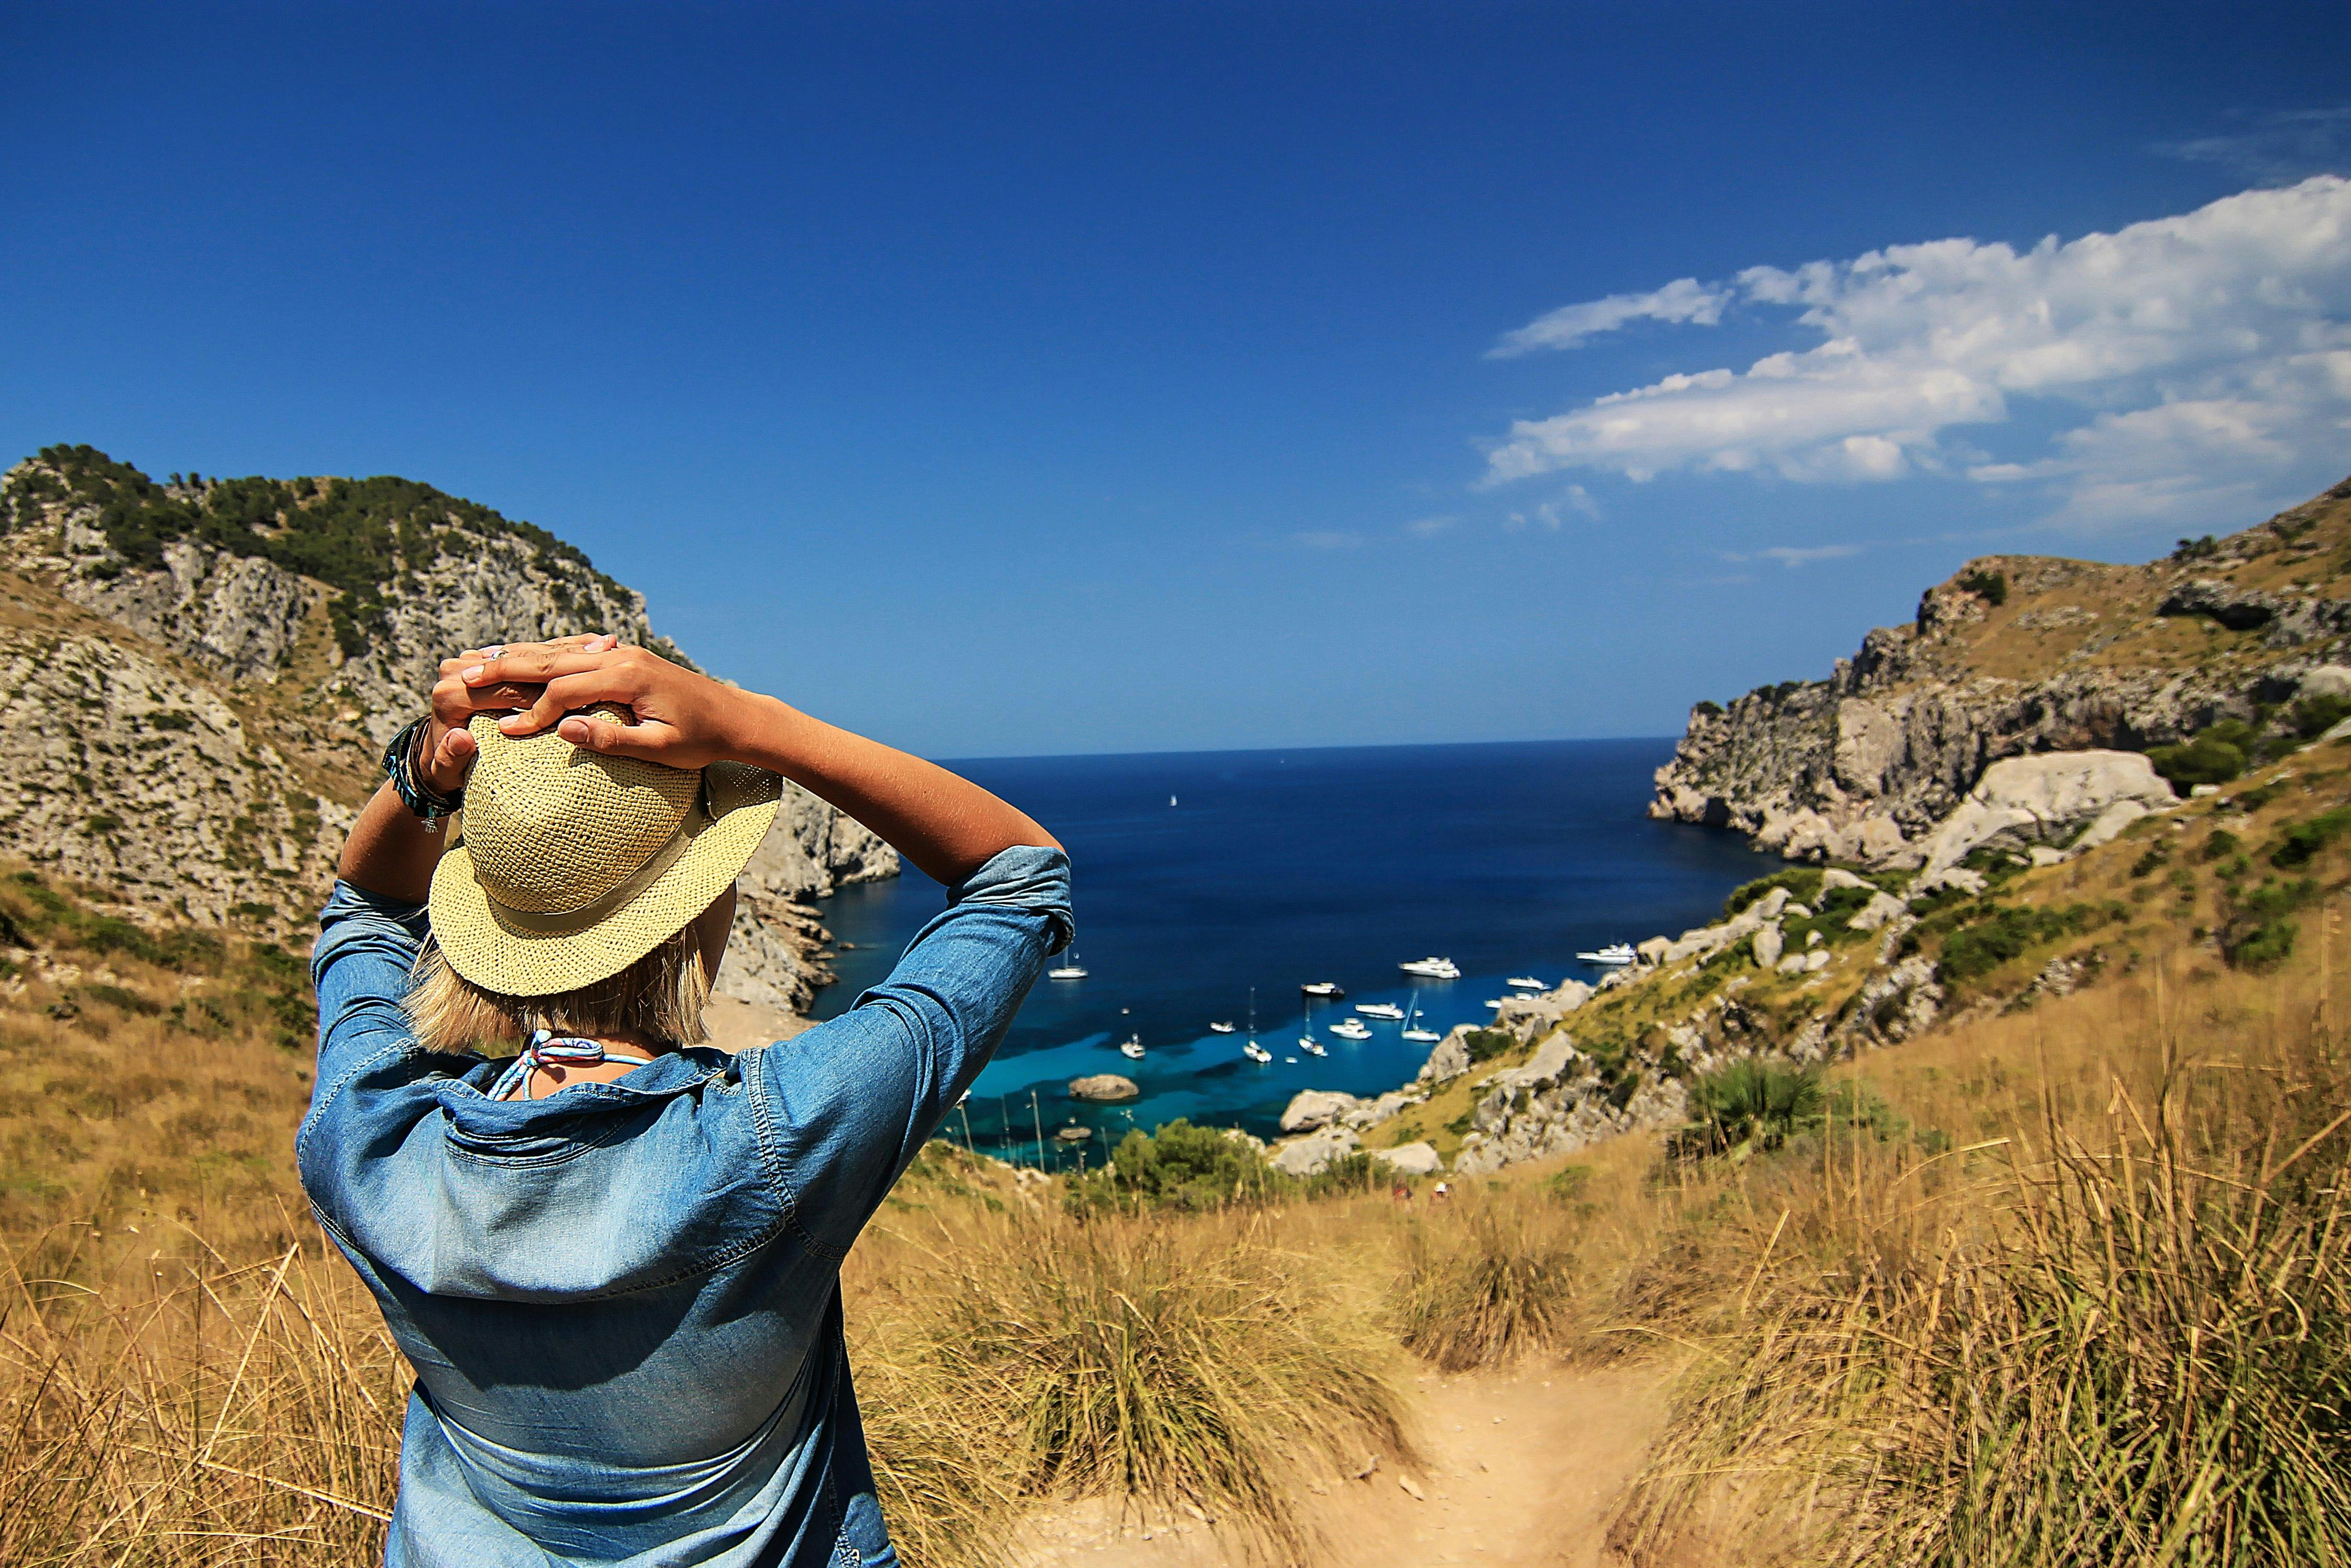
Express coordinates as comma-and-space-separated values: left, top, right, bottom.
1847, 892, 1909, 932
1280, 1089, 1362, 1134
1752, 923, 1784, 970
1269, 1124, 1359, 1176
1414, 1026, 1475, 1085
1067, 1074, 1140, 1104
1917, 750, 2175, 874
1820, 868, 1873, 892
1372, 1142, 1442, 1177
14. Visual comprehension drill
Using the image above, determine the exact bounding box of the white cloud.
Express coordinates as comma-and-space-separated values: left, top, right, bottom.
1481, 177, 2351, 524
1487, 277, 1731, 356
1405, 513, 1459, 537
2159, 107, 2351, 186
1503, 484, 1602, 532
1721, 543, 1866, 568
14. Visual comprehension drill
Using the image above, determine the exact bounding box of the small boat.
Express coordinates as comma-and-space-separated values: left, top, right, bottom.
1401, 997, 1440, 1043
1170, 795, 1178, 807
1285, 1055, 1298, 1063
1576, 943, 1638, 966
1118, 1034, 1145, 1061
1208, 1020, 1237, 1034
1301, 981, 1345, 999
1298, 1036, 1328, 1056
1399, 957, 1460, 979
1049, 951, 1088, 980
1484, 998, 1506, 1009
1329, 1019, 1372, 1041
1355, 1002, 1406, 1020
1244, 1041, 1272, 1063
1508, 976, 1547, 990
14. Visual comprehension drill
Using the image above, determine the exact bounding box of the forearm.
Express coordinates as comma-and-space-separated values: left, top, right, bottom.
337, 781, 448, 904
723, 694, 1058, 886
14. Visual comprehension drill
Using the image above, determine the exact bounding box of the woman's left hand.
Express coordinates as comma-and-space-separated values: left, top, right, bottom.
420, 633, 621, 793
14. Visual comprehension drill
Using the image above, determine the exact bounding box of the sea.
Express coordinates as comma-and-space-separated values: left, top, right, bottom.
806, 738, 1775, 1166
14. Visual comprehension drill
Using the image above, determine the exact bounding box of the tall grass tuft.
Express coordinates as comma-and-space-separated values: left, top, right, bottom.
1392, 1198, 1580, 1371
860, 1205, 1414, 1561
0, 1225, 407, 1564
1611, 985, 2351, 1568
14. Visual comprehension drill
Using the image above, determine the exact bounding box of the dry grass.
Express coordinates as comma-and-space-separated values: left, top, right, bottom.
0, 1224, 405, 1564
1390, 1194, 1582, 1371
1605, 952, 2351, 1568
851, 1196, 1418, 1564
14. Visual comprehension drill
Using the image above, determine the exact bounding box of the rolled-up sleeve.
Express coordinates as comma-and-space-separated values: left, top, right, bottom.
299, 882, 430, 1163
750, 844, 1072, 1255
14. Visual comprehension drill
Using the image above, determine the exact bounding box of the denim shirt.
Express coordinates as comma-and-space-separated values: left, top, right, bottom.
299, 845, 1072, 1568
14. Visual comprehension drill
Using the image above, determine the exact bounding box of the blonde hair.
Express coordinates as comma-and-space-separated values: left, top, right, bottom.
406, 926, 713, 1056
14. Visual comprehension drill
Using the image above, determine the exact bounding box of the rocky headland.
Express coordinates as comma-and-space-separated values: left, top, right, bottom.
0, 444, 898, 1018
1263, 470, 2351, 1181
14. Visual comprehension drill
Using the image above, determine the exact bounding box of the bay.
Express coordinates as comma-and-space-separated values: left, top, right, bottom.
808, 738, 1774, 1165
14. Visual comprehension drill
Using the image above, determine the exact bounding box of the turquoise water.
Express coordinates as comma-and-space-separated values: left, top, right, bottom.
809, 739, 1772, 1165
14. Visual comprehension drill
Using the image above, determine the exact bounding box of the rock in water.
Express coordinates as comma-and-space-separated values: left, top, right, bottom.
1067, 1074, 1139, 1103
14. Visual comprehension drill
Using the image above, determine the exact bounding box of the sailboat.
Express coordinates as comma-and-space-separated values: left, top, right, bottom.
1297, 1000, 1328, 1057
1207, 1020, 1237, 1034
1048, 950, 1087, 980
1243, 988, 1274, 1063
1400, 997, 1441, 1044
1118, 1034, 1145, 1060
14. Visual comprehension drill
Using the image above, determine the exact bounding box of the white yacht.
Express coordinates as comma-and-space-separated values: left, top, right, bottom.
1354, 1002, 1406, 1020
1243, 1041, 1272, 1064
1484, 998, 1506, 1009
1118, 1034, 1145, 1061
1301, 980, 1344, 999
1576, 943, 1638, 966
1048, 951, 1088, 980
1329, 1018, 1372, 1041
1507, 976, 1547, 990
1398, 957, 1461, 979
1207, 1021, 1236, 1034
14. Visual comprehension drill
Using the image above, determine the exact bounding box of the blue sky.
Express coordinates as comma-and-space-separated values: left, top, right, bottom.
4, 3, 2349, 758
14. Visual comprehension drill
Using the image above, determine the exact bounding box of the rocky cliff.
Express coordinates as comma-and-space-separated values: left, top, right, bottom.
1651, 473, 2351, 866
0, 444, 897, 1013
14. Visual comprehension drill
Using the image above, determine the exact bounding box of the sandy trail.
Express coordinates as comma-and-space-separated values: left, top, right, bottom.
1016, 1362, 1671, 1567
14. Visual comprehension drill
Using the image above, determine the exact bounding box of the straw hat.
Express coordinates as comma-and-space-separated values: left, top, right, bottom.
428, 710, 783, 997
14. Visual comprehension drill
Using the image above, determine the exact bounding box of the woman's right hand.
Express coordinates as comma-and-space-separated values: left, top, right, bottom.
459, 642, 760, 772
423, 633, 621, 792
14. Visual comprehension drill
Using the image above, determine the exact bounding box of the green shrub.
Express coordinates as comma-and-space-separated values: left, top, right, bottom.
1685, 1059, 1823, 1159
2200, 827, 2241, 862
2149, 734, 2246, 789
1936, 903, 2110, 985
2269, 807, 2351, 870
2292, 693, 2351, 738
1722, 867, 1823, 922
1461, 1027, 1516, 1065
1956, 567, 2008, 605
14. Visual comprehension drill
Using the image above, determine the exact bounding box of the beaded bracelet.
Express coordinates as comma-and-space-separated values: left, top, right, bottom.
381, 716, 465, 832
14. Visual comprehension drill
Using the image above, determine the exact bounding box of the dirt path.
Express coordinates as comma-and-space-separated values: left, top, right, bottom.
1017, 1362, 1673, 1567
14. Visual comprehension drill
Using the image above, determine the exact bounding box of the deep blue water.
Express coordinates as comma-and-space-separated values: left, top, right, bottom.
808, 739, 1772, 1166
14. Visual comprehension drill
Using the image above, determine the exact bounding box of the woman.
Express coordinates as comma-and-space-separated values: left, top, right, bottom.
302, 634, 1070, 1567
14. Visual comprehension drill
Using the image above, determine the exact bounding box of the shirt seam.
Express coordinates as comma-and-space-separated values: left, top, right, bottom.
746, 1048, 847, 1264
295, 1036, 419, 1169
